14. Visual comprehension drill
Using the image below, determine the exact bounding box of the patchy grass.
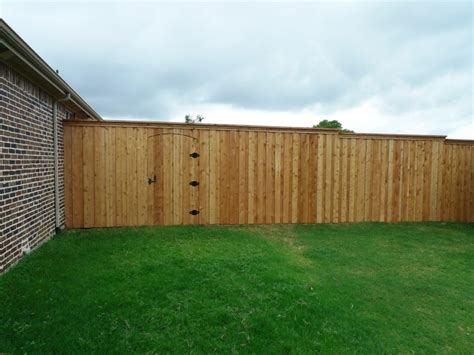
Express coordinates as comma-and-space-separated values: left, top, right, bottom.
0, 223, 473, 353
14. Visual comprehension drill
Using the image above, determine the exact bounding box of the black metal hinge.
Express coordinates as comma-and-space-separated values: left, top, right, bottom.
189, 209, 200, 215
189, 180, 199, 187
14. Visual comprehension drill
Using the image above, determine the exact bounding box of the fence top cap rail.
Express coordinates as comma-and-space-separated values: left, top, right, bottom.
64, 119, 341, 133
340, 131, 447, 140
65, 120, 466, 142
445, 138, 474, 145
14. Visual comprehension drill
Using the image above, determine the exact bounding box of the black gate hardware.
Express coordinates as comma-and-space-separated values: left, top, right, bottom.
190, 152, 200, 158
148, 175, 157, 185
189, 180, 200, 187
189, 209, 200, 215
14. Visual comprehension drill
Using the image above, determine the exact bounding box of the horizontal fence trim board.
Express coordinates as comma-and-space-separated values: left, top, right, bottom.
64, 121, 472, 142
340, 132, 447, 140
445, 139, 474, 145
65, 120, 339, 134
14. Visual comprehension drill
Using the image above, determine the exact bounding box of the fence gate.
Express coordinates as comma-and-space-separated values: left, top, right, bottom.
151, 127, 203, 225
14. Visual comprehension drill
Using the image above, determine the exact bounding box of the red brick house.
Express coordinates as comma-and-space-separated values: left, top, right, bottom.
0, 19, 102, 271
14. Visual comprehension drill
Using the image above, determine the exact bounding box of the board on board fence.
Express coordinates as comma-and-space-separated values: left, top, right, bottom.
64, 121, 474, 228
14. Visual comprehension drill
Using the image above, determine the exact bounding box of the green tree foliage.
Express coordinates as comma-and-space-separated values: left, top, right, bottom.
313, 119, 354, 133
185, 114, 205, 124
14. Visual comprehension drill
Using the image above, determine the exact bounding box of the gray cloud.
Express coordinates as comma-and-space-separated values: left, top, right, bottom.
3, 1, 473, 136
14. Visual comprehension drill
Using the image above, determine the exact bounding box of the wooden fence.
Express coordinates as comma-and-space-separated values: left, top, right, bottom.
64, 121, 474, 228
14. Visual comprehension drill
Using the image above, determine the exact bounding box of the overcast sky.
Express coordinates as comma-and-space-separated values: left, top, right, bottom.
2, 1, 473, 138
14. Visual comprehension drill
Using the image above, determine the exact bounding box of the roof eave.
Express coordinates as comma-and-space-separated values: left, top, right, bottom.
0, 19, 102, 121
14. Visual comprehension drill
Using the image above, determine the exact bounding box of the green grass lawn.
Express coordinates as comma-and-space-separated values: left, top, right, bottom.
1, 223, 473, 353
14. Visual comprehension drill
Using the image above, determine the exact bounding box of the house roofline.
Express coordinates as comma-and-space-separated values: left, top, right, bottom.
0, 18, 102, 120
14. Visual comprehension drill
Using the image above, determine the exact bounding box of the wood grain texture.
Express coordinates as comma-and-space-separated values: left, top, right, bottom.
64, 122, 474, 227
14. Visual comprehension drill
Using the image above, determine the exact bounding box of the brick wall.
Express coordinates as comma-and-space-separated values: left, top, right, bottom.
0, 62, 69, 272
